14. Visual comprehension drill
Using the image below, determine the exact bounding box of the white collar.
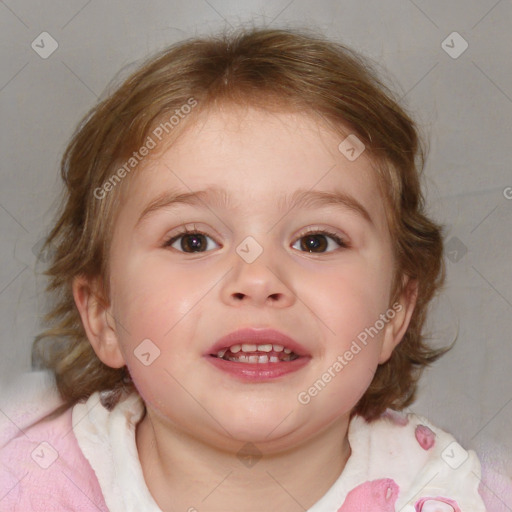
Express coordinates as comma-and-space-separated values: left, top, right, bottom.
72, 391, 484, 511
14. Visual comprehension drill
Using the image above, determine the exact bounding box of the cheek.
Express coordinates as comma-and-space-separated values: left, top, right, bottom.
109, 256, 216, 388
113, 254, 215, 337
301, 257, 392, 326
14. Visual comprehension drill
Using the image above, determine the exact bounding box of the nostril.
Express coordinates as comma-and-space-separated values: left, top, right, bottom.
231, 292, 283, 302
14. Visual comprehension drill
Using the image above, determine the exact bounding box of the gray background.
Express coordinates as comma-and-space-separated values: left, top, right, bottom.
1, 0, 511, 481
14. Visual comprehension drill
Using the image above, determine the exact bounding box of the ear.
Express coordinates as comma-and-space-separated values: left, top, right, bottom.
72, 275, 125, 368
378, 277, 418, 364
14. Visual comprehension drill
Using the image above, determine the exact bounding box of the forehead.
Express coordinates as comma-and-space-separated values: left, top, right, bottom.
119, 104, 388, 230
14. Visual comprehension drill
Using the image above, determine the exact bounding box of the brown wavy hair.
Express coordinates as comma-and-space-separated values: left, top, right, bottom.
33, 26, 450, 422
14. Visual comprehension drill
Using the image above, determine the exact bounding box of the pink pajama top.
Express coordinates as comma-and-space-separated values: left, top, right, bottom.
0, 390, 506, 511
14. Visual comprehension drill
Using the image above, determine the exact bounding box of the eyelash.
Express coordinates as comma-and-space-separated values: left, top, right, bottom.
163, 225, 349, 253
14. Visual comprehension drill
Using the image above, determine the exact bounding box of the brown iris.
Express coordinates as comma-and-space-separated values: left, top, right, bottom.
300, 234, 328, 252
180, 233, 208, 252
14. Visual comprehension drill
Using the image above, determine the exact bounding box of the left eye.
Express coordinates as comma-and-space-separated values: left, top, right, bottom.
291, 231, 347, 253
164, 231, 220, 253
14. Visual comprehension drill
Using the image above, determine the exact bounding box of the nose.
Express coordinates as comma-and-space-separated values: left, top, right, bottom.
220, 240, 296, 308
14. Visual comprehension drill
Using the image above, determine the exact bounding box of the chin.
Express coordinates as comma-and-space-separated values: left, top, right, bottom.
217, 405, 300, 444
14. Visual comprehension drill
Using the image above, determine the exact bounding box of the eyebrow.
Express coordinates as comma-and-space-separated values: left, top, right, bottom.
136, 185, 373, 227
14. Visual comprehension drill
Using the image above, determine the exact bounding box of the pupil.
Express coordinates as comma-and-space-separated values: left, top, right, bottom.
182, 234, 205, 252
302, 234, 327, 252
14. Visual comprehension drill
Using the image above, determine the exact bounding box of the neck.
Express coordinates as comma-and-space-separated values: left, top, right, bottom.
136, 411, 352, 512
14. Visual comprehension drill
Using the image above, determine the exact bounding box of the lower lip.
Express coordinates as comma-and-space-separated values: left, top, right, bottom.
205, 355, 311, 381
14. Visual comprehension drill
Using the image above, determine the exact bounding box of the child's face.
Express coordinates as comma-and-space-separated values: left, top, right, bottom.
81, 104, 414, 449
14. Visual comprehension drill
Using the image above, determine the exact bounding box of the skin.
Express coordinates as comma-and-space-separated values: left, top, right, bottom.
73, 104, 417, 512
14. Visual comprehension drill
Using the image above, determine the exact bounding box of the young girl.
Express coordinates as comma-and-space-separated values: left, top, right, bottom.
0, 27, 494, 511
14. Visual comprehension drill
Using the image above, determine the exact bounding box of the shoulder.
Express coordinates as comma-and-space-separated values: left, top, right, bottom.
0, 405, 108, 511
344, 409, 487, 511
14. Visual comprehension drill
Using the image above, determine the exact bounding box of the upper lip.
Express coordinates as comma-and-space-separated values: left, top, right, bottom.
206, 328, 310, 357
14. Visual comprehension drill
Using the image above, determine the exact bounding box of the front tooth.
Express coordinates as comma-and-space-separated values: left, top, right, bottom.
257, 344, 272, 352
230, 344, 242, 353
273, 344, 284, 352
217, 349, 227, 358
241, 344, 257, 352
248, 355, 259, 363
258, 355, 269, 363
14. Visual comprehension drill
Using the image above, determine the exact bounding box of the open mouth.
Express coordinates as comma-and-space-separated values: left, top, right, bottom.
212, 343, 300, 363
206, 328, 310, 380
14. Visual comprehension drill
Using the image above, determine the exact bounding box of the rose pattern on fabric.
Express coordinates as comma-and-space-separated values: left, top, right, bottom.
337, 478, 399, 511
415, 424, 436, 450
415, 496, 461, 511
